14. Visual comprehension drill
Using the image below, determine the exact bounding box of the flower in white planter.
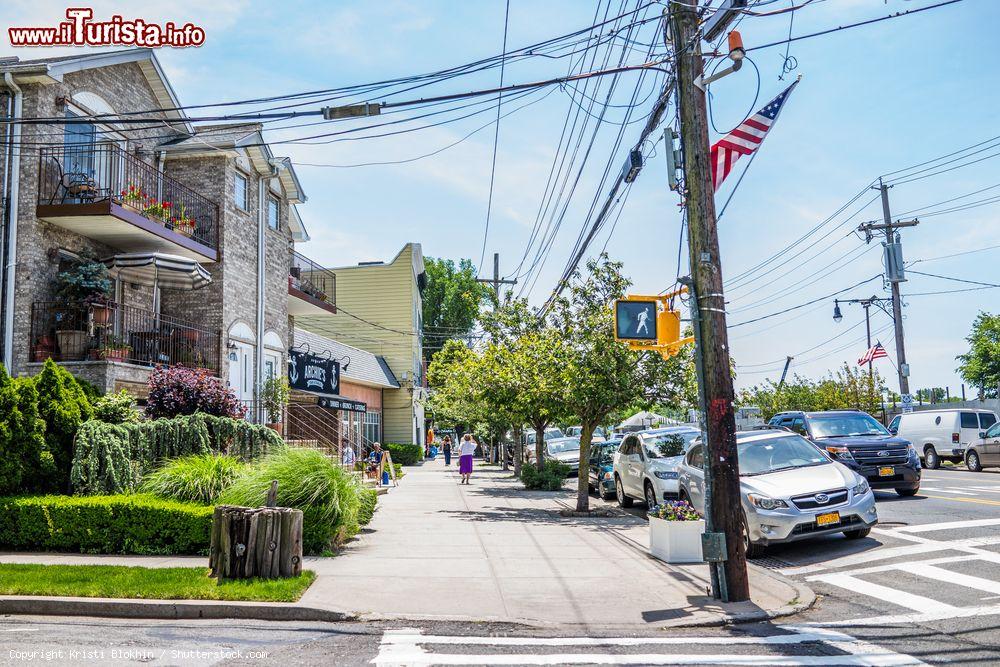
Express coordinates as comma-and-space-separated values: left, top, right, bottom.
648, 500, 705, 564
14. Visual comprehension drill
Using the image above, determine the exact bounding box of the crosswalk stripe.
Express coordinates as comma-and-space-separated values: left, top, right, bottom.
807, 572, 962, 614
907, 563, 1000, 595
893, 517, 1000, 533
378, 633, 864, 647
919, 487, 976, 495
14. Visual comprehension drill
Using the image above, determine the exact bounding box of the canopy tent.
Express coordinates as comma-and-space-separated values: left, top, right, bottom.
103, 252, 211, 290
617, 410, 680, 431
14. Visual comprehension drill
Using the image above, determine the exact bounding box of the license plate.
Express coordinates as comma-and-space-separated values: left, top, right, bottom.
816, 511, 840, 527
878, 466, 895, 477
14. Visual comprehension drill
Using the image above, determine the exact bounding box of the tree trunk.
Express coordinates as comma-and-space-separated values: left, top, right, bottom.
576, 423, 594, 512
535, 424, 546, 471
513, 428, 523, 477
209, 505, 303, 580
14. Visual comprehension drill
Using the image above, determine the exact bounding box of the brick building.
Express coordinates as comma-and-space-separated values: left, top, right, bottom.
0, 48, 336, 406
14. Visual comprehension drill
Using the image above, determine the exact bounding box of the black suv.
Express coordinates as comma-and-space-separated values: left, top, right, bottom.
768, 410, 921, 497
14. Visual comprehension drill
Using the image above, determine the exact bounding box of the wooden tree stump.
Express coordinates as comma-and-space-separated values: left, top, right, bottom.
209, 505, 303, 580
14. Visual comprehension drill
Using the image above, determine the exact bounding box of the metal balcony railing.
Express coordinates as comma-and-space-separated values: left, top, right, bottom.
289, 250, 336, 307
37, 144, 220, 251
30, 301, 222, 374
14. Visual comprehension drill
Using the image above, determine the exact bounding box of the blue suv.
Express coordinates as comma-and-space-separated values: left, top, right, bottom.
769, 410, 921, 497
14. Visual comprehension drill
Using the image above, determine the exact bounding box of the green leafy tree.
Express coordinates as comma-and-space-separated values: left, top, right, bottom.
956, 312, 1000, 398
0, 367, 46, 494
34, 359, 93, 491
739, 363, 885, 420
552, 256, 682, 512
422, 257, 492, 364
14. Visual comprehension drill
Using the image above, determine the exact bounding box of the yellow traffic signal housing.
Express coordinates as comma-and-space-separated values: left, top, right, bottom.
614, 287, 694, 359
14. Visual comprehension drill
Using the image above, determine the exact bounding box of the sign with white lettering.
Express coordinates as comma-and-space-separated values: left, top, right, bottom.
318, 396, 367, 413
288, 349, 339, 395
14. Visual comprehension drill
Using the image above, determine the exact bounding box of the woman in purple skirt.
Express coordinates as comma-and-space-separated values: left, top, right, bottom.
458, 434, 477, 484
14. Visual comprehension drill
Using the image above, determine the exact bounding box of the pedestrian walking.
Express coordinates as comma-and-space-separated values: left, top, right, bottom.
458, 434, 477, 484
443, 436, 452, 466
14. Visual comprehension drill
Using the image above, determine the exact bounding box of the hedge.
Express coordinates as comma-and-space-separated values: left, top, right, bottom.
71, 413, 284, 495
0, 494, 212, 555
385, 442, 423, 466
358, 488, 378, 526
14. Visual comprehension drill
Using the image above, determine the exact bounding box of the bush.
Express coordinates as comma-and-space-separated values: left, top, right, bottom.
358, 488, 378, 526
71, 413, 283, 495
0, 494, 212, 555
145, 366, 246, 419
0, 368, 46, 496
141, 454, 246, 504
219, 448, 362, 554
385, 442, 422, 466
92, 390, 141, 424
34, 359, 93, 491
520, 460, 570, 491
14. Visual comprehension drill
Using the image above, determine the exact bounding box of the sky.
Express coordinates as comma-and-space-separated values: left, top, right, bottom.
3, 0, 996, 396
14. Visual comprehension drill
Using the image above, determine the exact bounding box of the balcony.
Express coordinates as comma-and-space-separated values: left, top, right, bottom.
36, 145, 219, 261
289, 250, 337, 316
30, 301, 222, 375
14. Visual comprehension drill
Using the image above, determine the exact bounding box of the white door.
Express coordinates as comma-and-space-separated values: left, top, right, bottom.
227, 342, 254, 406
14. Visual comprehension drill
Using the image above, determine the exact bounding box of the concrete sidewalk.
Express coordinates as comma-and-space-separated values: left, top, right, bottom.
0, 457, 813, 628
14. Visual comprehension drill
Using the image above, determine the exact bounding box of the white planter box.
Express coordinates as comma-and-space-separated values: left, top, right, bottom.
648, 516, 705, 564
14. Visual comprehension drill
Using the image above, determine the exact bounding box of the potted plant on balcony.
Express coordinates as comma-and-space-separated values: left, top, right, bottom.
647, 500, 705, 564
260, 376, 290, 435
120, 183, 145, 213
32, 335, 57, 362
171, 203, 196, 238
53, 255, 112, 360
96, 334, 131, 363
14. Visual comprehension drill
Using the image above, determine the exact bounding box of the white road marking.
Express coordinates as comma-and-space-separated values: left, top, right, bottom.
807, 572, 962, 614
372, 628, 926, 667
893, 517, 1000, 534
808, 603, 1000, 627
1, 627, 38, 632
918, 487, 976, 495
907, 563, 1000, 595
782, 534, 1000, 575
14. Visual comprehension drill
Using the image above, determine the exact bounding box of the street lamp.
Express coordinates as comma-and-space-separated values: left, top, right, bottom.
832, 300, 843, 323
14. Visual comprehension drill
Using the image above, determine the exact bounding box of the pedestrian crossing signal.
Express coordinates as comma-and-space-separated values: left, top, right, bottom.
614, 289, 694, 359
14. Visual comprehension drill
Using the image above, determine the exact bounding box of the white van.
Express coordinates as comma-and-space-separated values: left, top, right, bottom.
888, 409, 999, 469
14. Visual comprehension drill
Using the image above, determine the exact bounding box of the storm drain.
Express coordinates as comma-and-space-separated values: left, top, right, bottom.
877, 521, 909, 528
748, 555, 792, 570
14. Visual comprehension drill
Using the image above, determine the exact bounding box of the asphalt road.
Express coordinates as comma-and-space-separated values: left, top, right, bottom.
3, 464, 1000, 666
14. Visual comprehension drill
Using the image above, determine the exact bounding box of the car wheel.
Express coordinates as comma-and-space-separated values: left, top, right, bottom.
924, 446, 940, 469
843, 527, 871, 540
599, 482, 614, 501
743, 515, 766, 559
967, 450, 983, 473
615, 476, 633, 508
896, 487, 919, 497
644, 482, 657, 510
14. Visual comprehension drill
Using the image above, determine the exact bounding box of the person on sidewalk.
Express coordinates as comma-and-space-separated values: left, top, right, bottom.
443, 436, 453, 466
342, 438, 356, 467
458, 434, 477, 484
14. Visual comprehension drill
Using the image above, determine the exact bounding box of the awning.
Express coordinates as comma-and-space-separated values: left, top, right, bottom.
103, 252, 211, 290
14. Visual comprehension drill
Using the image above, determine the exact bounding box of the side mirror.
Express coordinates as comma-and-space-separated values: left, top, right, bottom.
979, 431, 986, 439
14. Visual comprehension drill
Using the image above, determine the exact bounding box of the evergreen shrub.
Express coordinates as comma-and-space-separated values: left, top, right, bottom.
34, 359, 92, 491
385, 442, 423, 466
520, 459, 570, 491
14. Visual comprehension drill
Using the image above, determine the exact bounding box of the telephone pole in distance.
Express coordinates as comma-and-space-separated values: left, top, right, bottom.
477, 252, 518, 303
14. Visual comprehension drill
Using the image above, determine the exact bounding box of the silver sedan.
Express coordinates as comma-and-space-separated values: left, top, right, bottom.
677, 430, 878, 557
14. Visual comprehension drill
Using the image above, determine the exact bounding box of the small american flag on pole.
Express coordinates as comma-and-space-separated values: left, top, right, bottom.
858, 342, 889, 367
711, 78, 800, 191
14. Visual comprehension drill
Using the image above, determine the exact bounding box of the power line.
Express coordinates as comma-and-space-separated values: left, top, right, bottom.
907, 270, 1000, 289
728, 274, 883, 328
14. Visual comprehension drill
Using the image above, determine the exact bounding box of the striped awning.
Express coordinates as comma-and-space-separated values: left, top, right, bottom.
102, 252, 211, 290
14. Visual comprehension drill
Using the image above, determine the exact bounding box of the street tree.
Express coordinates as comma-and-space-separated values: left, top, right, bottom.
551, 256, 681, 512
739, 363, 886, 420
422, 258, 492, 363
956, 311, 1000, 398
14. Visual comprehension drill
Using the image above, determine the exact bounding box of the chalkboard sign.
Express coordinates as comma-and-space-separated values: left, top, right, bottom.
288, 349, 340, 395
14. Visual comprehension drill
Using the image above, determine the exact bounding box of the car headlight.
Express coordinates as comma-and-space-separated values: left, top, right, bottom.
747, 494, 788, 510
653, 470, 679, 480
825, 445, 855, 461
852, 479, 870, 496
906, 444, 918, 457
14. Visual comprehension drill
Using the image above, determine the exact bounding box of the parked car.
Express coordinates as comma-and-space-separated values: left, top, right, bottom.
964, 420, 1000, 472
677, 430, 878, 557
565, 426, 607, 442
543, 436, 583, 474
612, 426, 701, 509
588, 438, 621, 500
525, 427, 565, 447
887, 409, 998, 469
769, 410, 920, 497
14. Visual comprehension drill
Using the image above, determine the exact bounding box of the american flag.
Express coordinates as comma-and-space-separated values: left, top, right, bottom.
858, 342, 889, 367
711, 79, 799, 191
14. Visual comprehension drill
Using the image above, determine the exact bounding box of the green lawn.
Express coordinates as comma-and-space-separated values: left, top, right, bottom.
0, 564, 316, 602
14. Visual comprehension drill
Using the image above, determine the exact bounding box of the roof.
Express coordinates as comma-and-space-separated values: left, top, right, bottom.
293, 327, 399, 389
0, 48, 190, 133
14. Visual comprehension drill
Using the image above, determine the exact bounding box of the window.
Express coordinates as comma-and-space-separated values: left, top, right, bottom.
267, 196, 280, 230
363, 411, 381, 445
790, 418, 807, 436
888, 416, 900, 433
960, 412, 979, 429
980, 413, 997, 429
987, 423, 1000, 439
806, 413, 888, 438
235, 172, 249, 211
687, 445, 704, 468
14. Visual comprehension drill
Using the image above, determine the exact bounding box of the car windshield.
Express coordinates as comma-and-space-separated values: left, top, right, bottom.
643, 431, 699, 458
739, 435, 830, 475
565, 427, 581, 437
594, 444, 617, 462
807, 413, 888, 438
547, 438, 579, 454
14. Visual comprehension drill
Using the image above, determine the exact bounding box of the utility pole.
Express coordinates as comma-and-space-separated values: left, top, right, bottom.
777, 356, 794, 391
476, 253, 517, 303
858, 180, 918, 409
670, 0, 749, 602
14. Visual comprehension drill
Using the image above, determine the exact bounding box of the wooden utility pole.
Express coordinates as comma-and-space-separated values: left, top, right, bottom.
476, 253, 517, 303
669, 0, 749, 601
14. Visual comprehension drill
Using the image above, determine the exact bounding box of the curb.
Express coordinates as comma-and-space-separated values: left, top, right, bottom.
0, 596, 356, 623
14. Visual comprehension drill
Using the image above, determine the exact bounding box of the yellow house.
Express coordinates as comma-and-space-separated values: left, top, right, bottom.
296, 243, 426, 445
